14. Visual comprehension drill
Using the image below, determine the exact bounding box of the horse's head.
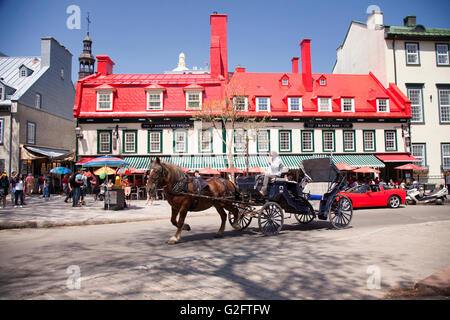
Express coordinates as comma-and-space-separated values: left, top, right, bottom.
148, 157, 167, 189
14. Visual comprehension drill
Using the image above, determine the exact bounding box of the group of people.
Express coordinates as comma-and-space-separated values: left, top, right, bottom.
348, 176, 414, 189
0, 171, 53, 208
61, 168, 98, 207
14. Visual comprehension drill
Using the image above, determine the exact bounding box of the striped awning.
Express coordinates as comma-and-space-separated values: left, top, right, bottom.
123, 156, 227, 171
280, 154, 385, 169
232, 156, 270, 170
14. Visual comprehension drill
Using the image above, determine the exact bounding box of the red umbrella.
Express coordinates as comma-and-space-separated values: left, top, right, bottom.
128, 167, 147, 174
199, 168, 221, 175
394, 163, 427, 170
248, 166, 264, 173
336, 163, 356, 171
353, 166, 381, 174
221, 167, 244, 174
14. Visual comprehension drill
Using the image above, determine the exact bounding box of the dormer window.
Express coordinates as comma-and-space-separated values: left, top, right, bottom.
288, 97, 302, 112
320, 79, 326, 86
20, 66, 28, 77
282, 79, 289, 86
95, 85, 115, 111
318, 97, 332, 112
341, 98, 355, 112
377, 99, 389, 112
186, 91, 202, 110
147, 92, 163, 110
256, 97, 270, 112
233, 96, 248, 111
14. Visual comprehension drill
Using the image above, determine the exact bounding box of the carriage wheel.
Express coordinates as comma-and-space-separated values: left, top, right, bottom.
258, 202, 284, 235
328, 195, 353, 229
228, 206, 253, 230
294, 207, 315, 224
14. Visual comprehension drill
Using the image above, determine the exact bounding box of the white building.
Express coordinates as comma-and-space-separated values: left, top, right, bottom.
333, 12, 450, 183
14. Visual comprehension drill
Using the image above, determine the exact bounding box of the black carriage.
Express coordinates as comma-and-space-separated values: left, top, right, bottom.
231, 157, 353, 235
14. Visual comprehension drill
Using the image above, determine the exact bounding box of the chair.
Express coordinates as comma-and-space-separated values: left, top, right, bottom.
129, 186, 138, 200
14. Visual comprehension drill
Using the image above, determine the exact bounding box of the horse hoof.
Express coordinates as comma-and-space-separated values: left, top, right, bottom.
232, 223, 242, 231
214, 233, 224, 238
168, 236, 179, 245
182, 224, 191, 231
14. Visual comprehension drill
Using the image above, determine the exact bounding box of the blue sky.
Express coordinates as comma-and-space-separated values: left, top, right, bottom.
1, 0, 449, 83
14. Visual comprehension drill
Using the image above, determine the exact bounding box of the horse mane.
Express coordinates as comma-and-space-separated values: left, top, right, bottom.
159, 161, 188, 182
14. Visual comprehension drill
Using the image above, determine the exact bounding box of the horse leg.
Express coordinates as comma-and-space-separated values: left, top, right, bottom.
214, 205, 228, 238
168, 205, 189, 245
171, 205, 190, 231
228, 204, 242, 230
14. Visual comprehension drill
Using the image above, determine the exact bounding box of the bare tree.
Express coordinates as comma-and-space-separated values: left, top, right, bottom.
194, 82, 270, 182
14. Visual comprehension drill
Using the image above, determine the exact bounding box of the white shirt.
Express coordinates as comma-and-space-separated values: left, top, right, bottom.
267, 157, 283, 176
15, 180, 24, 191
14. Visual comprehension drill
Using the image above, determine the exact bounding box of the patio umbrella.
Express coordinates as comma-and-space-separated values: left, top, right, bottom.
221, 167, 244, 174
394, 163, 427, 170
353, 166, 381, 174
248, 166, 264, 173
81, 155, 130, 167
199, 168, 221, 175
50, 167, 71, 175
94, 167, 116, 176
128, 167, 147, 174
336, 163, 356, 171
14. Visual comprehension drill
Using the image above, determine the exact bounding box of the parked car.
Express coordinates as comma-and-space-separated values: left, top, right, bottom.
338, 184, 406, 209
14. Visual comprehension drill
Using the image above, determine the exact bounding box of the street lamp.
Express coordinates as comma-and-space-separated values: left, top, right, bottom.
75, 127, 83, 139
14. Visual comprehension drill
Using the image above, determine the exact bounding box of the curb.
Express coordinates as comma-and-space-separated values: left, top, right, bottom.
413, 265, 450, 296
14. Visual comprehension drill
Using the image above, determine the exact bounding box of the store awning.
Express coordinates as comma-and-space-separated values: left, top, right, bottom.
280, 154, 385, 169
375, 154, 419, 163
123, 156, 228, 171
232, 156, 270, 170
23, 146, 71, 159
75, 157, 97, 166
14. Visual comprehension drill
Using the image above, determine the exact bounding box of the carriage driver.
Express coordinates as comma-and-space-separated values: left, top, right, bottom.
255, 151, 284, 195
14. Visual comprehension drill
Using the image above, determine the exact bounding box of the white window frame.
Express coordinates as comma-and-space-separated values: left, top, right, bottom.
233, 96, 248, 112
438, 88, 450, 123
322, 131, 335, 152
123, 131, 137, 154
0, 118, 4, 144
96, 91, 113, 111
174, 130, 187, 153
442, 143, 450, 170
288, 97, 302, 112
257, 130, 270, 152
406, 43, 420, 65
282, 79, 289, 86
318, 97, 332, 112
98, 132, 111, 154
146, 90, 163, 111
35, 93, 41, 109
301, 131, 314, 152
377, 99, 390, 112
26, 121, 36, 144
185, 91, 202, 110
407, 87, 424, 123
199, 129, 213, 153
19, 66, 27, 77
256, 97, 270, 112
411, 143, 426, 168
319, 78, 326, 86
385, 130, 397, 151
148, 131, 162, 153
341, 98, 355, 112
234, 129, 246, 153
436, 44, 450, 66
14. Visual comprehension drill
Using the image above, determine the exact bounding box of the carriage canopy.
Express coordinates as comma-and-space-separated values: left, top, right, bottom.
301, 158, 341, 182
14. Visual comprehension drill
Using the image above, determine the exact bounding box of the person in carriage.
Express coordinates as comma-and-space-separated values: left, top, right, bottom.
254, 151, 284, 195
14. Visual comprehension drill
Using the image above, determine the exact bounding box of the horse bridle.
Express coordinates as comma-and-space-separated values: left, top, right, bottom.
148, 165, 167, 189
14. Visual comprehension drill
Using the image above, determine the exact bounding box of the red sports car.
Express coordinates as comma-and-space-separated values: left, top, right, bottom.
338, 184, 406, 209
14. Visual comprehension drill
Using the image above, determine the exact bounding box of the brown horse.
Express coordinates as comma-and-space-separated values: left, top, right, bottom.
148, 158, 241, 244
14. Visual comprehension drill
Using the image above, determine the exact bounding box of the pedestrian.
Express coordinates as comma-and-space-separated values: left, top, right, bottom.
69, 170, 82, 207
9, 171, 17, 204
62, 174, 69, 196
38, 175, 44, 195
64, 173, 74, 203
43, 174, 52, 201
25, 173, 35, 196
90, 174, 97, 199
14, 173, 25, 208
0, 173, 9, 208
80, 170, 88, 205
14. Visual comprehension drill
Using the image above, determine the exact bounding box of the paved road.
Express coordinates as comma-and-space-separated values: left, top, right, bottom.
0, 204, 449, 300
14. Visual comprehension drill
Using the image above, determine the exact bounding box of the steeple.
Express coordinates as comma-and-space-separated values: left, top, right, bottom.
78, 12, 96, 79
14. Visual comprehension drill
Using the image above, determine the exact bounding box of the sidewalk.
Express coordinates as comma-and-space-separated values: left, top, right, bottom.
0, 194, 217, 230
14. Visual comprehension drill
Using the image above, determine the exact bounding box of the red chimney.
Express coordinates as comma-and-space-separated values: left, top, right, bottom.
300, 39, 312, 92
210, 13, 228, 81
96, 55, 114, 75
291, 57, 299, 73
235, 66, 246, 73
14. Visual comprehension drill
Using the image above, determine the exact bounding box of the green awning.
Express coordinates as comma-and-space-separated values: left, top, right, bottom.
280, 154, 385, 169
123, 156, 227, 171
232, 156, 270, 169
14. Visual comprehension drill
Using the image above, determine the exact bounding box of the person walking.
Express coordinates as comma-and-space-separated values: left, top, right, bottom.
9, 171, 17, 204
25, 173, 35, 196
43, 174, 52, 201
0, 173, 9, 208
64, 173, 74, 203
14, 173, 25, 208
37, 175, 44, 195
69, 170, 82, 207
